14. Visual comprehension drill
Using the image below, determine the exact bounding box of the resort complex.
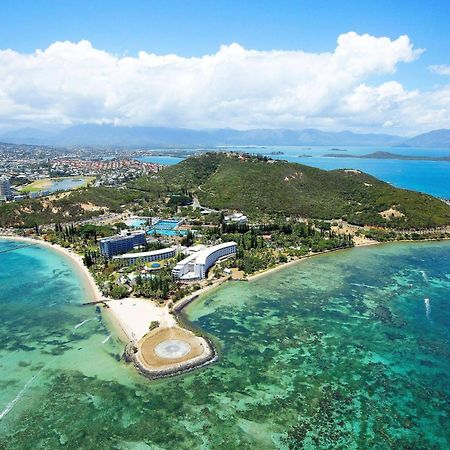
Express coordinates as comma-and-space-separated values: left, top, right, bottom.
172, 241, 238, 280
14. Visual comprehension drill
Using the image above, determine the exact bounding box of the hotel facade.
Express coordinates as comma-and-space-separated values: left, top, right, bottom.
112, 246, 177, 266
172, 241, 237, 280
99, 230, 147, 258
0, 177, 12, 201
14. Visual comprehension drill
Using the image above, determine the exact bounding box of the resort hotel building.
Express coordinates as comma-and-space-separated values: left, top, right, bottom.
112, 246, 177, 266
172, 241, 237, 280
99, 230, 147, 258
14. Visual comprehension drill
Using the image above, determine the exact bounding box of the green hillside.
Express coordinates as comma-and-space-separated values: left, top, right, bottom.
0, 187, 153, 228
154, 153, 450, 229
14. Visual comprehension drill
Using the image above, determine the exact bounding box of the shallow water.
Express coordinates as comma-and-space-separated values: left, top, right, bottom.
0, 239, 449, 449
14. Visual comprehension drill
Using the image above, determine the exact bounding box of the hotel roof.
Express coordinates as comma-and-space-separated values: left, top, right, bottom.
99, 230, 145, 243
195, 241, 237, 265
113, 246, 177, 260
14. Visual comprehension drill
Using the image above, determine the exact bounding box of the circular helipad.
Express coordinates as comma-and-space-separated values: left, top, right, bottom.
154, 339, 191, 359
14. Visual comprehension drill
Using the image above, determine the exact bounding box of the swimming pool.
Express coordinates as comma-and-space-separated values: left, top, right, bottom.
125, 218, 148, 228
147, 219, 188, 236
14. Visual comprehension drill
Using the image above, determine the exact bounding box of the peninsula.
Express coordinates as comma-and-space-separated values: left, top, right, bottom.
2, 152, 450, 380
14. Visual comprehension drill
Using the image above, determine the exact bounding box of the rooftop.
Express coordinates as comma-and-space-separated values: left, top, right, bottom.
99, 229, 145, 243
113, 246, 177, 260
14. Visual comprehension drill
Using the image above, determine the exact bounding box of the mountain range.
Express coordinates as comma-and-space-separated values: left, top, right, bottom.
0, 125, 449, 148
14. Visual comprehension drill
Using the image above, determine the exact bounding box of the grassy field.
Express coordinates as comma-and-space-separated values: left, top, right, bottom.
20, 176, 95, 193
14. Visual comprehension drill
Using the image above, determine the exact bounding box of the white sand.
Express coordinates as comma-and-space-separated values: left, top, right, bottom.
105, 298, 176, 342
0, 234, 179, 344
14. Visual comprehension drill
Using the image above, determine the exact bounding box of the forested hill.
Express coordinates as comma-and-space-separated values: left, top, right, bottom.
152, 153, 450, 228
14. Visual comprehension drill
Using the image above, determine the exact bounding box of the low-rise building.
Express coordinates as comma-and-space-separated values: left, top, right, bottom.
172, 241, 237, 280
99, 230, 147, 258
225, 212, 248, 224
112, 246, 177, 266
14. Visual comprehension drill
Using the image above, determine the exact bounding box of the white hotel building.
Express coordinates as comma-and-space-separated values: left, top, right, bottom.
172, 241, 237, 280
112, 246, 177, 266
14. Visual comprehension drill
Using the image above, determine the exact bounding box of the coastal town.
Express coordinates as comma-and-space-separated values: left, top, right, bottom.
0, 142, 168, 201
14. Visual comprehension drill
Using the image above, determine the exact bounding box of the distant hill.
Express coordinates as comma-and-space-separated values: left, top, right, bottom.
2, 124, 450, 148
400, 129, 450, 148
0, 124, 403, 147
132, 153, 450, 228
0, 127, 56, 144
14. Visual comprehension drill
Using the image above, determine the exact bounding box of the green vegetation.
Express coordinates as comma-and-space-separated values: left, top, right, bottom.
197, 219, 353, 275
153, 153, 450, 229
0, 186, 154, 228
4, 153, 450, 230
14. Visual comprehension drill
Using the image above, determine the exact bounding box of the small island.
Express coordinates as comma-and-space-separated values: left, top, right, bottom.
323, 150, 450, 161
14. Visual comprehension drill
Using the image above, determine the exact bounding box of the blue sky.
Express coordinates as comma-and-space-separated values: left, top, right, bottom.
0, 0, 449, 133
2, 0, 449, 87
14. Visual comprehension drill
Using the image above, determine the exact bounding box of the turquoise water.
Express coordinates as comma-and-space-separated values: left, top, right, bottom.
138, 155, 184, 165
125, 218, 148, 228
148, 219, 188, 236
1, 239, 449, 448
141, 147, 450, 198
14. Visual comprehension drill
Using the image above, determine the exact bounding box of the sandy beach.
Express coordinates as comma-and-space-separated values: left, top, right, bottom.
0, 234, 175, 345
106, 298, 176, 342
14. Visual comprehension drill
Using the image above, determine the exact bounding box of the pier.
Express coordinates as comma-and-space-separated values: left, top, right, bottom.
81, 300, 110, 308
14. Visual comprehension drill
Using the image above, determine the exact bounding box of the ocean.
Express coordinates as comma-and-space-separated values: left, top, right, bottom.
138, 145, 450, 199
0, 239, 449, 448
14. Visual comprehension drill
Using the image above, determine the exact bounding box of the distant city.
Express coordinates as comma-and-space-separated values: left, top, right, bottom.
0, 142, 176, 202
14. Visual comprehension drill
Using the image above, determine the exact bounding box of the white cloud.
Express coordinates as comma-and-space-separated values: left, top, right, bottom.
429, 64, 450, 75
0, 32, 448, 134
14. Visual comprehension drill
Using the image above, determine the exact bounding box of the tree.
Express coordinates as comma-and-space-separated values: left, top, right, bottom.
181, 230, 194, 247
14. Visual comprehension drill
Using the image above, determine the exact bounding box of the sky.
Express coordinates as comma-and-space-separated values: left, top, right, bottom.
0, 0, 450, 135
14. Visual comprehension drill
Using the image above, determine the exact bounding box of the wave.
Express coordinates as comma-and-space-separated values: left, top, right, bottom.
421, 270, 429, 283
74, 318, 93, 329
0, 368, 43, 420
102, 334, 112, 344
424, 298, 431, 319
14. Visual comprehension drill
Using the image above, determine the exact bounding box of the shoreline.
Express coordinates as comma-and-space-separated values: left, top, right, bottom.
246, 237, 450, 283
0, 233, 219, 380
247, 241, 378, 282
173, 237, 449, 310
0, 234, 103, 303
2, 233, 449, 380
